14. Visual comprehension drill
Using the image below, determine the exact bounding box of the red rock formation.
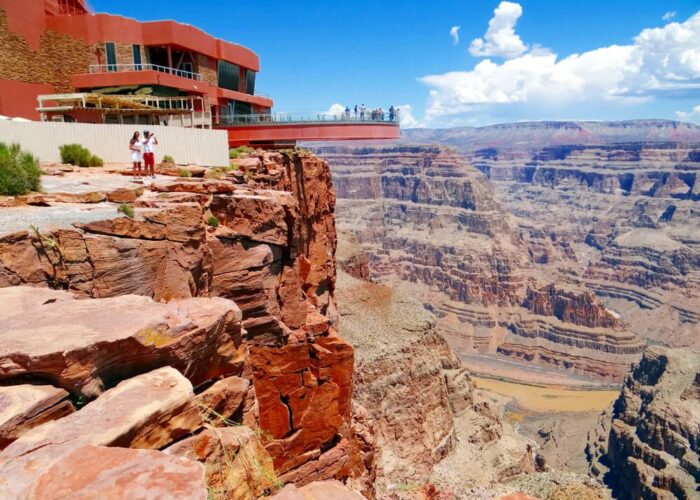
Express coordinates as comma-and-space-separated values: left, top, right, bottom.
524, 284, 621, 329
0, 151, 365, 492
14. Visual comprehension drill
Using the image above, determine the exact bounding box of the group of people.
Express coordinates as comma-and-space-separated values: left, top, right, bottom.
129, 130, 158, 180
342, 105, 400, 122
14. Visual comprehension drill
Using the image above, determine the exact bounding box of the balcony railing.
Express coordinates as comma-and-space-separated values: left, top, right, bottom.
88, 63, 203, 81
219, 111, 401, 126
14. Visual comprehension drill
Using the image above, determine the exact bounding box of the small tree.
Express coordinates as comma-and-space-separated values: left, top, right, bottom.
0, 143, 41, 195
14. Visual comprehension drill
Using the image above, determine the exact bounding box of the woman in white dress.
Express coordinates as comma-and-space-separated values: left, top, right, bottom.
129, 131, 143, 179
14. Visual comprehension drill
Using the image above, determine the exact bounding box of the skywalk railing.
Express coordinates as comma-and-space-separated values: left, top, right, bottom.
88, 63, 203, 81
219, 111, 401, 126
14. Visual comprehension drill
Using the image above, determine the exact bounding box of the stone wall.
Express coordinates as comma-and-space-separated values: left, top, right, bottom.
197, 53, 218, 87
0, 8, 93, 92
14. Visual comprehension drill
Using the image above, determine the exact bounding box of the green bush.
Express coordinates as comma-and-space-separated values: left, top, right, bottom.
59, 144, 103, 168
117, 202, 134, 218
162, 155, 175, 164
178, 168, 192, 178
207, 215, 220, 227
229, 146, 253, 159
0, 143, 41, 196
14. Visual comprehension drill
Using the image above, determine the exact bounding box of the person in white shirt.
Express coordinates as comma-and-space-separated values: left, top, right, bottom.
142, 130, 158, 179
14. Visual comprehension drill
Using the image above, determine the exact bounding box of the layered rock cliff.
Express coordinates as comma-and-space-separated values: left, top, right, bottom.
319, 145, 644, 382
0, 151, 367, 496
334, 241, 561, 498
587, 346, 700, 500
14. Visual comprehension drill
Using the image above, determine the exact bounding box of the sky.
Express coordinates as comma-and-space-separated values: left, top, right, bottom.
89, 0, 700, 128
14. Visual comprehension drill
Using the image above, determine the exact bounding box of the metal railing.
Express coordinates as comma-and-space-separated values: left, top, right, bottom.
219, 111, 401, 126
88, 63, 203, 81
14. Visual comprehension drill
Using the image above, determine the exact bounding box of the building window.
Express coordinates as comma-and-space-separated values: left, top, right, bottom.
105, 42, 117, 72
132, 44, 142, 70
234, 101, 252, 115
217, 61, 239, 92
245, 70, 256, 96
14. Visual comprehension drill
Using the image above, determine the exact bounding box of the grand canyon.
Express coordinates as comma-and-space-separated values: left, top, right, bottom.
1, 0, 698, 497
0, 119, 696, 499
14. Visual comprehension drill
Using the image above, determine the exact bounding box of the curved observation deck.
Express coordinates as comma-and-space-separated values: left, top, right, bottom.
219, 112, 401, 146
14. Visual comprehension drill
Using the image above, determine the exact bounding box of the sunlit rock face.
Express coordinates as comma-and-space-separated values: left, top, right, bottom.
0, 151, 368, 495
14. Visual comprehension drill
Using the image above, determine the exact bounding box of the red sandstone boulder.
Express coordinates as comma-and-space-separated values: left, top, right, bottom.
51, 192, 107, 204
1, 444, 207, 499
0, 385, 74, 450
151, 180, 235, 194
106, 187, 144, 203
210, 191, 295, 245
165, 426, 278, 499
0, 367, 200, 459
0, 287, 245, 397
195, 375, 250, 424
156, 164, 207, 177
272, 480, 364, 499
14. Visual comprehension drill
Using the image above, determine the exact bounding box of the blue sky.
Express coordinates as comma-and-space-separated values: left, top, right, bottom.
90, 0, 700, 128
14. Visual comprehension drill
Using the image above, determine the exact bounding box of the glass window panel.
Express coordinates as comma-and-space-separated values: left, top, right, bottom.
217, 61, 239, 92
245, 70, 256, 96
105, 42, 117, 72
132, 44, 141, 70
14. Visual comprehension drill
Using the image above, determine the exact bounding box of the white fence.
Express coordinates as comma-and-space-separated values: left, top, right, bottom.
0, 121, 229, 166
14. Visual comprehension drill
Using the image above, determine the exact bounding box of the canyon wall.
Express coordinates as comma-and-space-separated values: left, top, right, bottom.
588, 346, 699, 500
320, 145, 645, 382
466, 141, 700, 350
0, 151, 369, 496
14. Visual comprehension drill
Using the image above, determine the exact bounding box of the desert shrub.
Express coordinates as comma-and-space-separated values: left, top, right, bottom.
204, 167, 224, 179
0, 143, 41, 195
59, 144, 103, 168
162, 154, 175, 164
229, 146, 253, 159
117, 202, 134, 218
178, 168, 192, 178
207, 215, 220, 227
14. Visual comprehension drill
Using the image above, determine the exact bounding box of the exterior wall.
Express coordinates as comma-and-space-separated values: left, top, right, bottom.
0, 79, 53, 119
0, 7, 93, 92
0, 120, 229, 165
46, 13, 261, 71
114, 42, 135, 66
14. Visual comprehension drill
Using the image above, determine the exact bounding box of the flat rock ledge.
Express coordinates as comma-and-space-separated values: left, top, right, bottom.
0, 287, 244, 397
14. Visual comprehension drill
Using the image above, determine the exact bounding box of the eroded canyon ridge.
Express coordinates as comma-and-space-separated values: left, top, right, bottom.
319, 120, 700, 385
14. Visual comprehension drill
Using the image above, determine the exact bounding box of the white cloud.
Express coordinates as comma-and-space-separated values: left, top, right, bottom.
395, 104, 420, 128
469, 1, 527, 59
421, 10, 700, 122
323, 103, 346, 116
450, 26, 460, 45
676, 104, 700, 121
663, 11, 677, 22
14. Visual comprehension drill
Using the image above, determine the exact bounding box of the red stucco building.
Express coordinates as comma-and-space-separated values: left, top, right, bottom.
0, 0, 399, 146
